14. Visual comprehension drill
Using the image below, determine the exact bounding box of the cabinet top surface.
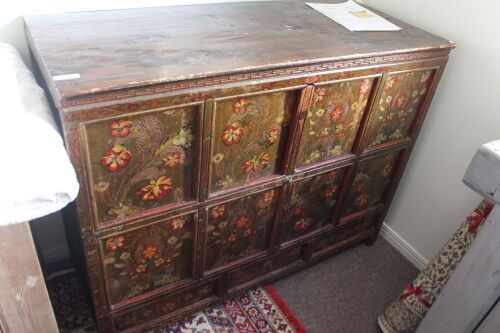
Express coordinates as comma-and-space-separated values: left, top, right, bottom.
24, 0, 453, 101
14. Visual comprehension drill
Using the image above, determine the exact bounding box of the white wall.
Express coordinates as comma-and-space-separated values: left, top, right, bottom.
2, 0, 499, 264
359, 0, 500, 262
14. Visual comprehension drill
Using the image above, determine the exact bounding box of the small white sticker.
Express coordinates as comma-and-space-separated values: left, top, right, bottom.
53, 73, 81, 81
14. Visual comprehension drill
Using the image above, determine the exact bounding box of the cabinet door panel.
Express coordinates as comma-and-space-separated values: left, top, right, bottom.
281, 167, 347, 243
82, 104, 201, 226
364, 69, 435, 148
295, 78, 373, 168
112, 281, 216, 332
209, 90, 299, 194
99, 212, 196, 305
343, 151, 401, 216
204, 188, 281, 271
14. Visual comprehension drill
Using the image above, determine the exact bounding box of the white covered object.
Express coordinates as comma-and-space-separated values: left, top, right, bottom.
463, 140, 500, 205
0, 43, 79, 225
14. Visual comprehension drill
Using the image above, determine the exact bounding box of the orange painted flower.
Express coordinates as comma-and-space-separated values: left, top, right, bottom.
330, 105, 344, 122
420, 71, 431, 83
241, 153, 270, 174
136, 264, 147, 273
355, 194, 370, 208
233, 98, 250, 113
106, 235, 125, 251
320, 128, 330, 137
359, 79, 371, 95
323, 185, 338, 199
262, 190, 275, 204
142, 245, 158, 260
385, 76, 397, 91
381, 164, 393, 177
314, 88, 328, 102
210, 205, 227, 219
154, 257, 165, 267
395, 94, 408, 109
163, 152, 181, 168
266, 129, 280, 145
294, 218, 311, 232
101, 145, 131, 172
110, 119, 132, 137
136, 176, 173, 201
235, 216, 250, 229
243, 228, 252, 237
221, 123, 244, 145
169, 218, 186, 230
228, 234, 237, 242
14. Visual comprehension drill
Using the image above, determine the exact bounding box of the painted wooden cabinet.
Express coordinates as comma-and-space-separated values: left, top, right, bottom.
25, 1, 454, 331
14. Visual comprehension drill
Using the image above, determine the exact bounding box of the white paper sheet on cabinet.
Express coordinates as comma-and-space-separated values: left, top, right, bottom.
306, 1, 401, 31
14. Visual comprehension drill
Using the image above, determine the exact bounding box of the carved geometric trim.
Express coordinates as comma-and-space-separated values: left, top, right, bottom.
61, 50, 450, 108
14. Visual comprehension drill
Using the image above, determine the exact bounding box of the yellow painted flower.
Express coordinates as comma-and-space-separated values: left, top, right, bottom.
315, 108, 325, 117
94, 181, 110, 193
212, 153, 224, 164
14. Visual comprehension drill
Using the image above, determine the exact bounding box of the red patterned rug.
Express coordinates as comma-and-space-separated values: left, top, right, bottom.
48, 273, 307, 333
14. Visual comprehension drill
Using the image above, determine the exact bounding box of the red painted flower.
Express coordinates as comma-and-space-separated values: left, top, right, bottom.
163, 152, 181, 168
385, 76, 397, 91
221, 122, 244, 145
293, 206, 304, 216
142, 245, 159, 260
233, 98, 250, 113
136, 176, 173, 201
110, 119, 132, 137
420, 71, 431, 83
169, 218, 186, 230
395, 93, 408, 109
210, 205, 227, 219
294, 218, 311, 232
314, 88, 328, 102
228, 234, 237, 242
266, 129, 280, 145
359, 79, 371, 95
326, 170, 339, 182
101, 145, 131, 172
385, 153, 397, 162
106, 235, 125, 251
242, 153, 270, 174
235, 216, 250, 229
330, 105, 344, 122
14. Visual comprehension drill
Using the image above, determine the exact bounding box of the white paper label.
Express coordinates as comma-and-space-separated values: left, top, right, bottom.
53, 73, 81, 81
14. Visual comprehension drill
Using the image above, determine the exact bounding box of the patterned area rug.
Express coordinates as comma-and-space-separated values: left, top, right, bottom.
47, 273, 306, 333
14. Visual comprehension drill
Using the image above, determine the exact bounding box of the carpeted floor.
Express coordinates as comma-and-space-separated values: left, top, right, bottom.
273, 238, 419, 332
48, 238, 418, 332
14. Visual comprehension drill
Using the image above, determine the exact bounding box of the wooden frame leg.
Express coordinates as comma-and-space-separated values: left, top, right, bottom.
0, 222, 59, 333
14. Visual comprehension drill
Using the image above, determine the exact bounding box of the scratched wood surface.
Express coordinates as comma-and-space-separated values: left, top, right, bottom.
0, 222, 59, 333
24, 0, 453, 100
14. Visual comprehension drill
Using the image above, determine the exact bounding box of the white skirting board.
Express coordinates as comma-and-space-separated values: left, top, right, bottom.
379, 222, 428, 270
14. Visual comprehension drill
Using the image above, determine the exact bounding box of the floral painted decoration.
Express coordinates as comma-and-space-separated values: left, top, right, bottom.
110, 119, 132, 137
211, 91, 295, 192
282, 168, 344, 242
205, 190, 278, 270
295, 78, 373, 168
101, 145, 132, 172
86, 108, 198, 223
220, 122, 245, 146
367, 70, 434, 147
101, 214, 194, 304
136, 176, 173, 202
344, 152, 400, 216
